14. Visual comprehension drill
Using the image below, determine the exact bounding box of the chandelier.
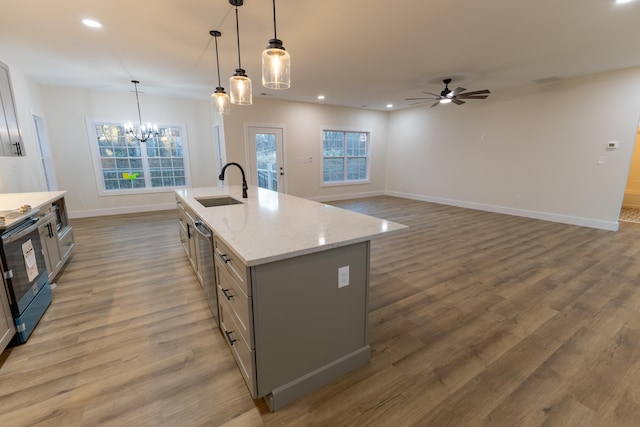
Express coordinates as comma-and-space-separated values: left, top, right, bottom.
124, 80, 158, 143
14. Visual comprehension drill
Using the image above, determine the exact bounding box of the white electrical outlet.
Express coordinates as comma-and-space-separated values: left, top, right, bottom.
338, 266, 350, 288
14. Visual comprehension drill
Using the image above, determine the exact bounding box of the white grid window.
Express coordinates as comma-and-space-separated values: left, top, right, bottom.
323, 130, 369, 184
90, 122, 190, 194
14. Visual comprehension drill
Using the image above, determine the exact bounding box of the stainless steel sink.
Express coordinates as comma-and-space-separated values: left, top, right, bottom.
195, 196, 243, 207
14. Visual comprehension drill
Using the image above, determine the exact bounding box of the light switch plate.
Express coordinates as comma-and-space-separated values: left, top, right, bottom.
338, 266, 349, 288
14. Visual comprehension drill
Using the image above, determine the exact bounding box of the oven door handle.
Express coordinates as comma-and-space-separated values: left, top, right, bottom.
2, 212, 52, 244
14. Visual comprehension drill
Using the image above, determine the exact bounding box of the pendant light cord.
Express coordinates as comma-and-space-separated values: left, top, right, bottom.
234, 6, 242, 69
214, 36, 222, 87
272, 0, 278, 39
133, 81, 143, 128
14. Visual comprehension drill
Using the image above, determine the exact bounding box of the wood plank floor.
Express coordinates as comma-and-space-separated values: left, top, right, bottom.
2, 196, 640, 426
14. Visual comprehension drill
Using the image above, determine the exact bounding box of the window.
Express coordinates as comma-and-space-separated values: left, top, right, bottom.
323, 130, 369, 184
89, 122, 190, 194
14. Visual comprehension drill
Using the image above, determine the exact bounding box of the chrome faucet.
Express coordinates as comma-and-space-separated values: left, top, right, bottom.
218, 162, 248, 198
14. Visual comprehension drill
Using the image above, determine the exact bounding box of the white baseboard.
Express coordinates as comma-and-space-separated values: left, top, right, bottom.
385, 191, 619, 231
68, 202, 176, 219
309, 190, 386, 203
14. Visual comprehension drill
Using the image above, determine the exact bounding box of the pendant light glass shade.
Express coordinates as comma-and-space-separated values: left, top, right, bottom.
209, 30, 230, 115
262, 0, 290, 89
230, 70, 252, 105
262, 40, 290, 89
229, 0, 252, 105
212, 88, 230, 115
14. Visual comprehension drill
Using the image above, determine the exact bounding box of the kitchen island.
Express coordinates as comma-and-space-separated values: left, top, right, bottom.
175, 186, 406, 411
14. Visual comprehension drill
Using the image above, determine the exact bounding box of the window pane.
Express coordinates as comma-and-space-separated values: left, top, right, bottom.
323, 131, 344, 156
347, 157, 367, 180
323, 158, 344, 182
101, 158, 116, 170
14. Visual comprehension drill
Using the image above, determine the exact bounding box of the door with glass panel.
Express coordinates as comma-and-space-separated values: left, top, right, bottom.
247, 126, 285, 193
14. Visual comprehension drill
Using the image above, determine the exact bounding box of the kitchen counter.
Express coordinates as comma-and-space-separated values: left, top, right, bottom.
0, 191, 67, 212
175, 186, 406, 266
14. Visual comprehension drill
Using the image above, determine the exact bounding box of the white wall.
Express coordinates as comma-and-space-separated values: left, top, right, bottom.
5, 63, 640, 230
39, 86, 217, 217
222, 97, 389, 200
0, 64, 48, 193
386, 67, 640, 230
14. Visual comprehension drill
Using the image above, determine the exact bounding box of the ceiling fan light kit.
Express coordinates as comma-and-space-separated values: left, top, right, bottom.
406, 78, 490, 107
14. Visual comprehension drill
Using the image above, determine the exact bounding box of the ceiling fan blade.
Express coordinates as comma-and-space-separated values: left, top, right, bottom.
430, 101, 440, 108
452, 98, 466, 105
458, 89, 490, 96
405, 97, 437, 101
452, 87, 467, 96
457, 95, 489, 100
408, 100, 430, 105
421, 92, 441, 97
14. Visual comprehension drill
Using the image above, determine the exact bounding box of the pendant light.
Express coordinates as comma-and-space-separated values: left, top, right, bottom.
229, 0, 252, 105
124, 80, 158, 143
262, 0, 290, 89
209, 30, 230, 115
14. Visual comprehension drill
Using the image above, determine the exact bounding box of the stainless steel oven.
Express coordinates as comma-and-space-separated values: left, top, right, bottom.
1, 211, 52, 343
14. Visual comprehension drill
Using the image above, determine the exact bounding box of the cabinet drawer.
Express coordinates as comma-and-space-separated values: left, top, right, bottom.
214, 238, 249, 295
219, 298, 256, 398
59, 226, 75, 259
176, 201, 194, 225
217, 264, 253, 347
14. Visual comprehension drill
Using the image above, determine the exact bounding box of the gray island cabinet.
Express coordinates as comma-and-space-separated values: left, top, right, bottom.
175, 187, 406, 411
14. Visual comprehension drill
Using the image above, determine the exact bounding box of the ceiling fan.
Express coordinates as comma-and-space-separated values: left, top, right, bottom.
406, 78, 490, 107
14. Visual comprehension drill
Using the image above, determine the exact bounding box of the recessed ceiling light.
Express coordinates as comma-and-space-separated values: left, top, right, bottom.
615, 0, 634, 4
386, 104, 393, 108
317, 95, 325, 100
82, 19, 103, 28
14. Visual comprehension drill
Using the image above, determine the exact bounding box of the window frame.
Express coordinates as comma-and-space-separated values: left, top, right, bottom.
321, 129, 371, 186
87, 119, 192, 196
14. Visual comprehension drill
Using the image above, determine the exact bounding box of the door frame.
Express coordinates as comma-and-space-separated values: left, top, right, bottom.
244, 123, 286, 193
32, 113, 58, 191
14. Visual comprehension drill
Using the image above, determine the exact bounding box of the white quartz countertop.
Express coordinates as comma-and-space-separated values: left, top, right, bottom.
175, 186, 407, 266
0, 191, 66, 212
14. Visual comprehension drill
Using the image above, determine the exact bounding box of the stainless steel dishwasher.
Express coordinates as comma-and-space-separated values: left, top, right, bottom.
193, 219, 218, 324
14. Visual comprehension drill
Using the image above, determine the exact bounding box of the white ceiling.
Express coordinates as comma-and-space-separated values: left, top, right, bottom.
1, 0, 639, 111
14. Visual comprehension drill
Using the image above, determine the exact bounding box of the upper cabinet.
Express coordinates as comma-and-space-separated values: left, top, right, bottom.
0, 61, 24, 157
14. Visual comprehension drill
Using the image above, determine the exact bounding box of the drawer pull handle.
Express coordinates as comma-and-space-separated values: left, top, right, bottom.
225, 330, 237, 346
219, 253, 231, 264
221, 288, 233, 300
